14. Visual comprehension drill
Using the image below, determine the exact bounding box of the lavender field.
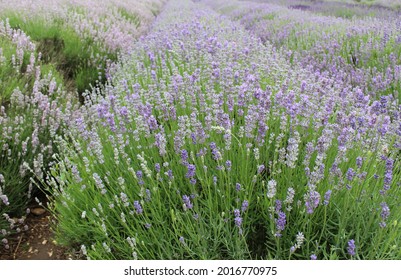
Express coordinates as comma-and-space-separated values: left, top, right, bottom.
1, 0, 401, 260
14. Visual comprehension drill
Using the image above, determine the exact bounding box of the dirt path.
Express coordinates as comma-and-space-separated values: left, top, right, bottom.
0, 208, 70, 260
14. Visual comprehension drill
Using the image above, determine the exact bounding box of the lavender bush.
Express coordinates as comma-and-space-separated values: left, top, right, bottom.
44, 0, 401, 260
0, 0, 165, 246
0, 20, 81, 236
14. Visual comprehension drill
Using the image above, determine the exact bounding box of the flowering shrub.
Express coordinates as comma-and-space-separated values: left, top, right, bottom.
0, 0, 165, 245
46, 0, 401, 260
0, 19, 78, 235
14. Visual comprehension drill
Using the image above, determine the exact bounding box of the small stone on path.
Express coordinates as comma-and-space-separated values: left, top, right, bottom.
31, 208, 46, 216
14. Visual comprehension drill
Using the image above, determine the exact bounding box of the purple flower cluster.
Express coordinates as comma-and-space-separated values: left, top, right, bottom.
274, 200, 286, 237
182, 195, 193, 210
347, 239, 356, 257
234, 209, 243, 234
323, 190, 332, 206
379, 202, 390, 228
241, 200, 249, 212
133, 201, 143, 214
381, 158, 393, 194
305, 190, 320, 214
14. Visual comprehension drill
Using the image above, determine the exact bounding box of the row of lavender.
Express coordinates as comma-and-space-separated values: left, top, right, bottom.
0, 18, 75, 239
249, 0, 401, 16
205, 0, 401, 104
0, 0, 165, 250
46, 0, 401, 259
0, 0, 162, 53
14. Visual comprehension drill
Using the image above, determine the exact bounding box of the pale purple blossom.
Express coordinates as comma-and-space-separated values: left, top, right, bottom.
323, 190, 332, 206
182, 195, 193, 210
241, 200, 249, 212
347, 239, 356, 256
305, 190, 320, 214
133, 201, 143, 214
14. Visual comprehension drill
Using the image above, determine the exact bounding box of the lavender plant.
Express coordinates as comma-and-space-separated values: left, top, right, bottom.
0, 0, 165, 247
0, 20, 79, 232
46, 0, 401, 260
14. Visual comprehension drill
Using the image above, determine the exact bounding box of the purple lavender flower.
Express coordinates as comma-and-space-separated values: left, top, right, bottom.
181, 149, 189, 163
179, 236, 185, 244
323, 190, 332, 206
182, 195, 193, 210
257, 164, 265, 174
379, 202, 390, 228
346, 168, 356, 181
356, 157, 363, 168
347, 239, 356, 256
310, 254, 317, 260
210, 142, 222, 160
225, 160, 232, 171
133, 201, 143, 214
305, 190, 320, 214
275, 211, 286, 235
381, 158, 393, 194
235, 183, 241, 192
186, 164, 196, 178
241, 200, 249, 212
155, 163, 161, 173
275, 199, 282, 213
234, 216, 242, 228
167, 170, 173, 180
380, 202, 390, 220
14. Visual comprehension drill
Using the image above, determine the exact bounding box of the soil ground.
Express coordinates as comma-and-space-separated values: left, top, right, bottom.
0, 202, 71, 260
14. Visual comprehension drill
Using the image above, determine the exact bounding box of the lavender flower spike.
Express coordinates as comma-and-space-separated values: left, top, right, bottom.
347, 239, 356, 256
323, 190, 332, 206
305, 190, 320, 214
133, 201, 143, 214
241, 200, 249, 212
182, 195, 193, 210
